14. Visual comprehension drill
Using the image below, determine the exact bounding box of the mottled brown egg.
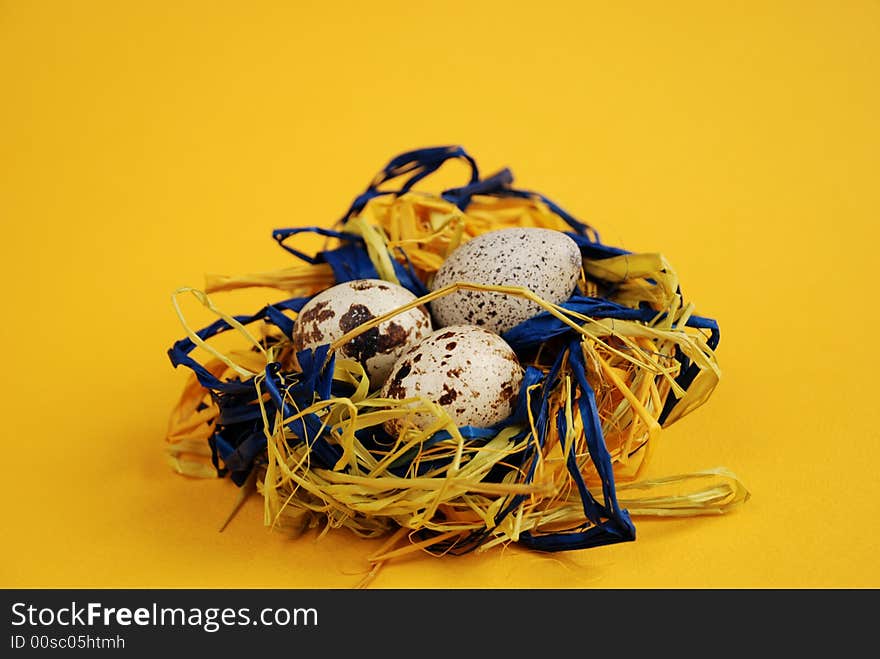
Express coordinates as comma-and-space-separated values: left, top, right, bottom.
380, 325, 523, 436
292, 279, 432, 388
430, 227, 582, 334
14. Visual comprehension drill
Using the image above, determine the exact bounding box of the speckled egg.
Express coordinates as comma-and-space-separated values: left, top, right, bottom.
292, 279, 432, 389
380, 325, 523, 436
430, 227, 582, 334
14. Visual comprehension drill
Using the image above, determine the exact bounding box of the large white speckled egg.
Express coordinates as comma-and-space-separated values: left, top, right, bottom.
380, 325, 523, 436
292, 279, 432, 389
430, 227, 582, 334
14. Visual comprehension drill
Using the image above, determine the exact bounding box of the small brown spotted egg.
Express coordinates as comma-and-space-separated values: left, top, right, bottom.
292, 279, 432, 389
430, 227, 582, 334
380, 325, 523, 436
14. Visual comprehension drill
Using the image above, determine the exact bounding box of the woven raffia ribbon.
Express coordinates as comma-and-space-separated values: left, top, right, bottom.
165, 146, 749, 585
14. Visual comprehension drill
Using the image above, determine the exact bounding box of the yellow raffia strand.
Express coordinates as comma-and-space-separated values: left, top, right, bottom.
171, 287, 266, 378
205, 262, 336, 296
167, 189, 746, 582
615, 468, 750, 516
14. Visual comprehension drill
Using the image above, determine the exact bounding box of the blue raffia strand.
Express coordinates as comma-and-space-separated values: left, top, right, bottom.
167, 145, 722, 554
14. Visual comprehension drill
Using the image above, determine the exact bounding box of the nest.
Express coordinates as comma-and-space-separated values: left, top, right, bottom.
165, 146, 749, 585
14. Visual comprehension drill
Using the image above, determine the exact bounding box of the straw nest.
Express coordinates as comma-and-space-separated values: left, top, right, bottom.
165, 147, 748, 585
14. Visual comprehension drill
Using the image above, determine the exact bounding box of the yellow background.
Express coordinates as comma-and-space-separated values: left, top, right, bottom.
2, 0, 878, 588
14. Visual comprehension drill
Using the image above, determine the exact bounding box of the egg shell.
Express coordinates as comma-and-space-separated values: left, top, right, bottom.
292, 278, 432, 388
380, 325, 524, 436
430, 227, 582, 334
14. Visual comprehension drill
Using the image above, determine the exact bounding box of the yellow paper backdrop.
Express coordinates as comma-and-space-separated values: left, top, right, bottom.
1, 0, 878, 588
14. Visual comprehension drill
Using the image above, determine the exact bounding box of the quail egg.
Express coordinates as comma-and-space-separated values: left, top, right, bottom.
430, 227, 582, 334
292, 278, 432, 388
380, 325, 523, 435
